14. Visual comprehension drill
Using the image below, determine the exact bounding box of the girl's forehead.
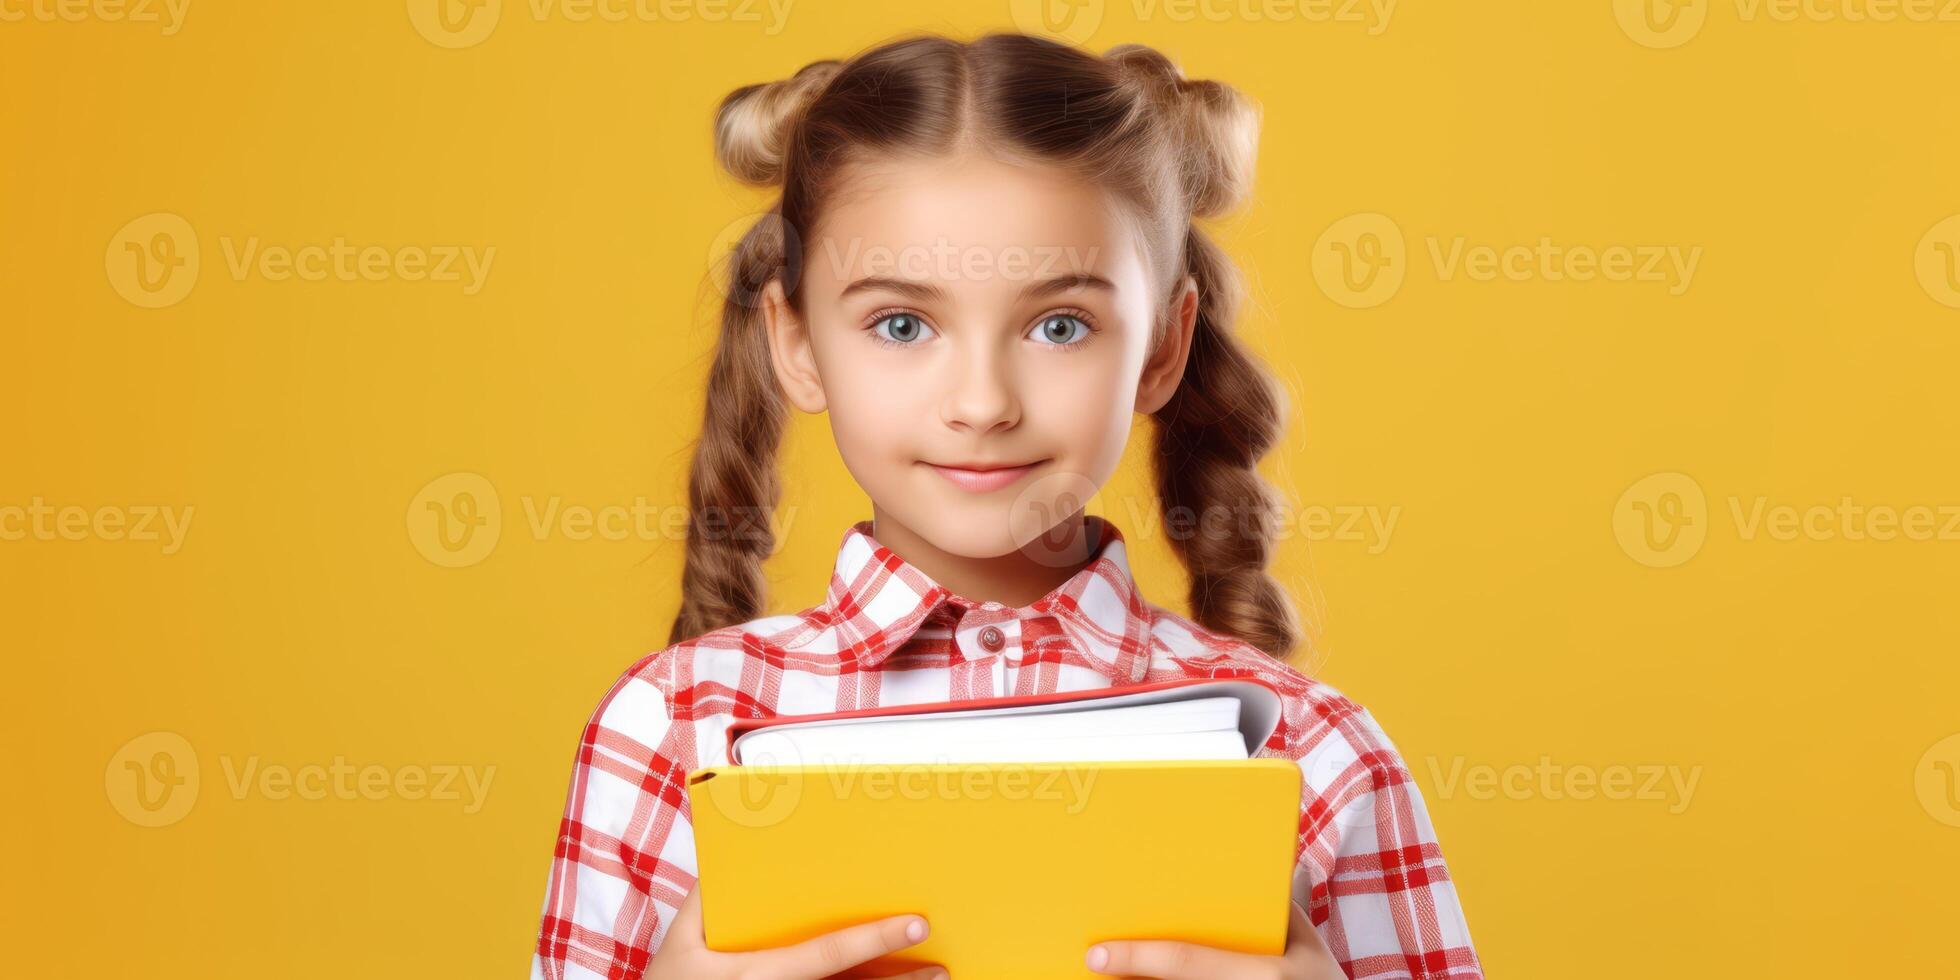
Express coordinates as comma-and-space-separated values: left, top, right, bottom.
808, 152, 1154, 287
821, 154, 1132, 241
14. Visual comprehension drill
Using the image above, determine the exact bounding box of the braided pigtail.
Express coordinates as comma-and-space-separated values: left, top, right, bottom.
669, 64, 838, 644
1112, 44, 1301, 658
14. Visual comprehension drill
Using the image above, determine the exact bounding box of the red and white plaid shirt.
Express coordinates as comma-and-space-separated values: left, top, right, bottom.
532, 517, 1481, 979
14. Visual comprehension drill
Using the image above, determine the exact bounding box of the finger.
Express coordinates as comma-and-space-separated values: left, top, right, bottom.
881, 967, 949, 980
754, 914, 930, 980
1087, 939, 1262, 979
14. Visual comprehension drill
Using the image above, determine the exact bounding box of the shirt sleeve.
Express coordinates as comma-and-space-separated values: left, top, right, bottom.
532, 652, 700, 980
1289, 701, 1483, 980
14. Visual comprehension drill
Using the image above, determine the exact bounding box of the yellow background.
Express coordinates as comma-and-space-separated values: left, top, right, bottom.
4, 1, 1958, 976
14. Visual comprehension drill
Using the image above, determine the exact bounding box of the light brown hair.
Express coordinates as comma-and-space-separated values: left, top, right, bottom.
672, 33, 1300, 659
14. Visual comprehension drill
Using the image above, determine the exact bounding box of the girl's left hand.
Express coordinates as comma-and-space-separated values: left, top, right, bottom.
1085, 901, 1345, 980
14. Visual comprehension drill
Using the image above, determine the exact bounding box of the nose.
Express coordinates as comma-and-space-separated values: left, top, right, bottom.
939, 337, 1021, 435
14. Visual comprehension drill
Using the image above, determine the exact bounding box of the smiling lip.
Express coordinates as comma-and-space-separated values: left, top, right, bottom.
923, 460, 1046, 493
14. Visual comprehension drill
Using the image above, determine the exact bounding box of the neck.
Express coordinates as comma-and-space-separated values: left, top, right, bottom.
867, 504, 1097, 608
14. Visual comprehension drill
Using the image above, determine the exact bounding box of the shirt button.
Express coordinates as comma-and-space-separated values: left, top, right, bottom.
977, 625, 1005, 652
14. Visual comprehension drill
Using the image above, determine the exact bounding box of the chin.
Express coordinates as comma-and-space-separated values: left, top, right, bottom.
901, 501, 1029, 559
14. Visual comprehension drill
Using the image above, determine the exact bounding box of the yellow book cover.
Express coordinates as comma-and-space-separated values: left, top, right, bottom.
687, 757, 1302, 978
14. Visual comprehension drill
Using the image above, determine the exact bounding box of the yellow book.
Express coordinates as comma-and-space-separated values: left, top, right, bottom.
686, 680, 1301, 977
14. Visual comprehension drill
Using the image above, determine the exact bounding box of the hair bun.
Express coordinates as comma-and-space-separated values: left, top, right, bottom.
1106, 44, 1260, 218
714, 60, 843, 185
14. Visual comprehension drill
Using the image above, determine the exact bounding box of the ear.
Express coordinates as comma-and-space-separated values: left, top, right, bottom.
1134, 275, 1199, 415
762, 279, 828, 413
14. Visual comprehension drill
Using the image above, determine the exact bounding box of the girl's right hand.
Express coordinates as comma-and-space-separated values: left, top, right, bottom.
648, 886, 945, 980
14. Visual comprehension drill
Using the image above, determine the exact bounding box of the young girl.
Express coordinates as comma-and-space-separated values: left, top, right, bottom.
531, 33, 1480, 980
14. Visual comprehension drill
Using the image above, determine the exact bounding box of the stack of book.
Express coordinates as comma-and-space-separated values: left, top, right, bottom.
687, 679, 1302, 978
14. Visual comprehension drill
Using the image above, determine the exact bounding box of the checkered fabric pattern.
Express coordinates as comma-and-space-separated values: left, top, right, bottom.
531, 516, 1481, 979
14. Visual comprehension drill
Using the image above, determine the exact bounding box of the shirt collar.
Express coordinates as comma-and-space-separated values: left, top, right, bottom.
816, 515, 1156, 684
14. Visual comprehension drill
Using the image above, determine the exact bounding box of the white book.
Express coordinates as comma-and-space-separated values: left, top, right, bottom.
729, 680, 1282, 767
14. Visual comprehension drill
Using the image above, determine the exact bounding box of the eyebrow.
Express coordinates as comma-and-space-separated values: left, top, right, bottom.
1021, 272, 1116, 299
836, 272, 1117, 302
838, 277, 947, 302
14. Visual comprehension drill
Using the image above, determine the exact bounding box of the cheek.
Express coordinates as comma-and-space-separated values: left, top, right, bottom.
807, 337, 928, 480
1022, 348, 1141, 466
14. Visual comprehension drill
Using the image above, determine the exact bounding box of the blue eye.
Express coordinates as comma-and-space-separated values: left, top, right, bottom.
1029, 313, 1090, 346
871, 313, 934, 345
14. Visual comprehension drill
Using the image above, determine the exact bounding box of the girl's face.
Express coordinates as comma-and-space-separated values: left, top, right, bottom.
764, 152, 1196, 564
